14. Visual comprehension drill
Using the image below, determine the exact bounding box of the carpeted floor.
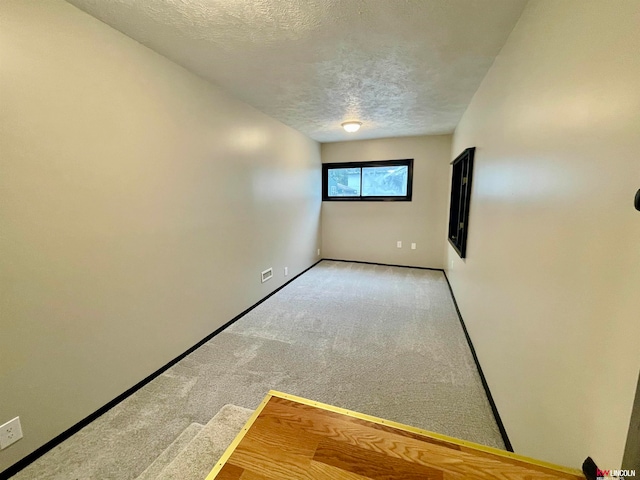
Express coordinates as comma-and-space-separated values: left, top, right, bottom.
12, 260, 504, 479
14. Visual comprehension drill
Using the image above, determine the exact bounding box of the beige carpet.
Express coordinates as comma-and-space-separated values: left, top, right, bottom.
135, 423, 203, 480
10, 261, 503, 479
151, 405, 251, 480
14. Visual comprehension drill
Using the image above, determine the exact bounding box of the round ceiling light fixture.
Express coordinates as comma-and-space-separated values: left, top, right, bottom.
341, 121, 362, 133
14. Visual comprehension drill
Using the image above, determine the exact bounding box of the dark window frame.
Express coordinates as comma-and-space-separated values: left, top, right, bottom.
322, 159, 414, 202
447, 147, 475, 258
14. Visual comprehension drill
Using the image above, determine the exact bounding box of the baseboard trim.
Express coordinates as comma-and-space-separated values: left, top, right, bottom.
322, 258, 443, 272
0, 260, 322, 480
2, 259, 512, 478
325, 258, 512, 450
442, 270, 513, 452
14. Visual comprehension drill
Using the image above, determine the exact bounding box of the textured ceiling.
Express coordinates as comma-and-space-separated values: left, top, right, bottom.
66, 0, 527, 142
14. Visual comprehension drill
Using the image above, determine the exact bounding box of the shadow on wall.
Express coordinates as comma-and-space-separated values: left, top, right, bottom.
623, 369, 640, 470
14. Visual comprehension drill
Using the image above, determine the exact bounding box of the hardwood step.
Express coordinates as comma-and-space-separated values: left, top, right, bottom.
207, 391, 585, 480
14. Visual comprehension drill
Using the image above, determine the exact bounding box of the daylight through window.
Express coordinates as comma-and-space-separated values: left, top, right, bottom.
322, 159, 413, 201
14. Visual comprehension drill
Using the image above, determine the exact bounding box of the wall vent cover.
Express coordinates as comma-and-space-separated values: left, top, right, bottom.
261, 268, 273, 283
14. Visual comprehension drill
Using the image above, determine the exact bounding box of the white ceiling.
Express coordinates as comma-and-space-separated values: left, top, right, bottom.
66, 0, 527, 142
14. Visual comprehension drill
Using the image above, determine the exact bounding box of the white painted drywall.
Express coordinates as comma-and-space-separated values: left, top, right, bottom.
445, 0, 640, 469
0, 0, 320, 471
321, 136, 452, 268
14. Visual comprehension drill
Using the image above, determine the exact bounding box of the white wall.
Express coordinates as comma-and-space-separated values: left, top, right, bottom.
446, 0, 640, 468
0, 0, 321, 471
322, 136, 452, 268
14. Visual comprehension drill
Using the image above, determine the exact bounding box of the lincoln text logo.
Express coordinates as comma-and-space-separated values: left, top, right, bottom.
597, 468, 636, 479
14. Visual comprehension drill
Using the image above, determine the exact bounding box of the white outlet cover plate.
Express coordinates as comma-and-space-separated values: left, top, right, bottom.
0, 417, 23, 450
411, 243, 416, 250
397, 241, 402, 248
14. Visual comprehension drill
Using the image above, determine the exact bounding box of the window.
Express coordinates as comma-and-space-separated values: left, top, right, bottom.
448, 147, 475, 258
322, 159, 413, 201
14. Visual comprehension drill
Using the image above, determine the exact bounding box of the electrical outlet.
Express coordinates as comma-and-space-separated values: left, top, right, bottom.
397, 241, 402, 248
317, 249, 320, 256
284, 267, 288, 276
450, 260, 454, 269
0, 417, 23, 450
411, 243, 416, 250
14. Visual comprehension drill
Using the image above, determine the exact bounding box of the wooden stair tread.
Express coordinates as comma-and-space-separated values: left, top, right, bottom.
207, 391, 585, 480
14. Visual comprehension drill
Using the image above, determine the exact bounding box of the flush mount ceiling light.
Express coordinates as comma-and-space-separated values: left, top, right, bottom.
341, 121, 362, 133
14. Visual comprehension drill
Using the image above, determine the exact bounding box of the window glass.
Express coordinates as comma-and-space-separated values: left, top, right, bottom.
362, 166, 408, 197
327, 167, 361, 197
322, 159, 412, 201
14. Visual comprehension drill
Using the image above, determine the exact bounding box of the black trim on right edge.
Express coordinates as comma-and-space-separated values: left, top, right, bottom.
442, 270, 513, 452
327, 257, 513, 450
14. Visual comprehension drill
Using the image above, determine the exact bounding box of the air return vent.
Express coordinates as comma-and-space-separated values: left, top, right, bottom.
261, 268, 273, 283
